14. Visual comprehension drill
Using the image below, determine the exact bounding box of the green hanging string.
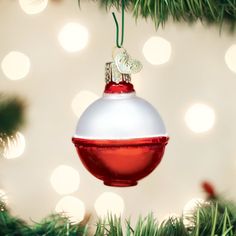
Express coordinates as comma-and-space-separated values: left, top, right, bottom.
112, 0, 125, 48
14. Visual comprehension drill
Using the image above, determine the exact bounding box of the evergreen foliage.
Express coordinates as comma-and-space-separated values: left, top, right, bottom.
86, 0, 236, 31
2, 196, 236, 235
0, 94, 25, 153
0, 95, 25, 137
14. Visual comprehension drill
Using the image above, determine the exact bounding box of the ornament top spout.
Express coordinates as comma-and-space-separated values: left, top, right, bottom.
104, 62, 135, 94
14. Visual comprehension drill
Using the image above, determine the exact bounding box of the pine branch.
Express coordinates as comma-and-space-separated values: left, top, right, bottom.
158, 217, 188, 236
0, 94, 25, 153
0, 201, 31, 236
2, 196, 236, 235
31, 214, 88, 236
0, 94, 25, 136
81, 0, 236, 31
0, 198, 88, 236
188, 199, 236, 235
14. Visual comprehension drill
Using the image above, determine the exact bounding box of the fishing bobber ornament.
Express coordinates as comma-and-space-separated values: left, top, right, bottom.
72, 50, 169, 187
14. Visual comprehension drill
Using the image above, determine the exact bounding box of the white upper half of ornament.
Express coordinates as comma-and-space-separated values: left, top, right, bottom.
74, 92, 167, 140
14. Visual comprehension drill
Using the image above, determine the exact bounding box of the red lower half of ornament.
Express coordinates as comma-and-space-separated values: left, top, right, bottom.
72, 136, 169, 187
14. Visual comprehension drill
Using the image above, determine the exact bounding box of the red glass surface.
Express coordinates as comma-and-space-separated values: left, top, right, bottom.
104, 82, 135, 94
72, 136, 169, 187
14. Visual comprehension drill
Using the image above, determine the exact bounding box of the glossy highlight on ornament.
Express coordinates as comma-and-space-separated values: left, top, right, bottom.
72, 136, 168, 187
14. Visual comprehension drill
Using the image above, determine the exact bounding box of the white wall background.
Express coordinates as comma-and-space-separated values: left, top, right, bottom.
0, 0, 236, 224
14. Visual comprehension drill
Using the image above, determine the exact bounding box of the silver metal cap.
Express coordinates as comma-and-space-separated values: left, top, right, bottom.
105, 62, 131, 84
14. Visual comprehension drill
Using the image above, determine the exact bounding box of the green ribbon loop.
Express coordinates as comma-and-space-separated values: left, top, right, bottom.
112, 0, 125, 48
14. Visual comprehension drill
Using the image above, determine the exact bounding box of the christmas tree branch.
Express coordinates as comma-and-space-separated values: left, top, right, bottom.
0, 94, 25, 136
1, 194, 236, 235
81, 0, 236, 31
0, 94, 25, 152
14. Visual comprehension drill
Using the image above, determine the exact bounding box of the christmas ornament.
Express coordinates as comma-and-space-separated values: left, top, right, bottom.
72, 1, 168, 187
72, 50, 168, 187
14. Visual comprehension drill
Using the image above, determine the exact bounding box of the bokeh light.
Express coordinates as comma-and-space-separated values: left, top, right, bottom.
183, 198, 204, 215
225, 44, 236, 74
183, 198, 204, 226
1, 51, 30, 80
58, 23, 89, 52
94, 192, 125, 218
0, 189, 8, 205
19, 0, 48, 15
185, 103, 215, 133
3, 132, 26, 159
50, 165, 80, 195
143, 36, 171, 65
71, 90, 99, 118
55, 196, 85, 223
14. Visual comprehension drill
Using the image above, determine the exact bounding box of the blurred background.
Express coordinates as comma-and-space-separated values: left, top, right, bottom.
0, 0, 236, 225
